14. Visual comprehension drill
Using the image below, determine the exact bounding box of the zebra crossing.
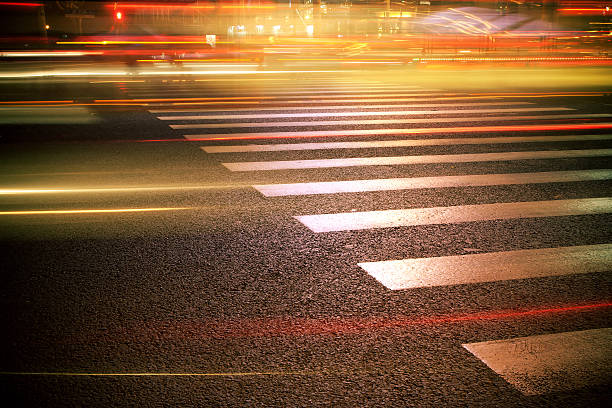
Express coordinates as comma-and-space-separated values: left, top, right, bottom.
143, 80, 612, 395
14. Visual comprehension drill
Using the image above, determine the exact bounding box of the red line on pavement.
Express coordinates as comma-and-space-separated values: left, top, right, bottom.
71, 302, 611, 343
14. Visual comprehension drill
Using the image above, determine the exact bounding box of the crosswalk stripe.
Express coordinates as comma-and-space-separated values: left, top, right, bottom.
138, 92, 452, 101
159, 107, 572, 121
358, 244, 612, 290
129, 86, 427, 95
150, 96, 522, 108
148, 102, 535, 114
184, 123, 612, 141
462, 328, 612, 395
253, 169, 612, 197
294, 197, 612, 233
222, 149, 612, 171
203, 134, 612, 153
172, 113, 612, 129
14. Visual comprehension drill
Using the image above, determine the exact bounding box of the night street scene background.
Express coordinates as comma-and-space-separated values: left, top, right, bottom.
0, 0, 610, 406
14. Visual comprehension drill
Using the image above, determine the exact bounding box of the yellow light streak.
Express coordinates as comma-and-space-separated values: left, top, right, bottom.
0, 208, 191, 215
93, 96, 273, 103
0, 100, 73, 104
0, 185, 248, 194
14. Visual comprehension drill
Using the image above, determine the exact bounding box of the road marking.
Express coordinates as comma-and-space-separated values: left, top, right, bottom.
171, 113, 612, 129
133, 92, 446, 100
149, 102, 534, 113
171, 96, 509, 107
130, 86, 427, 95
294, 197, 612, 232
160, 107, 572, 121
253, 169, 612, 197
184, 123, 612, 141
0, 207, 192, 215
222, 149, 612, 171
358, 244, 612, 290
204, 134, 612, 153
463, 328, 612, 395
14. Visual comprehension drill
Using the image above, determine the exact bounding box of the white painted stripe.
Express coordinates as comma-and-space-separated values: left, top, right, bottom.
257, 97, 496, 104
294, 197, 612, 233
222, 149, 612, 171
172, 114, 612, 129
254, 169, 612, 197
149, 102, 534, 113
359, 244, 612, 290
131, 81, 386, 89
160, 107, 572, 121
185, 123, 612, 141
138, 92, 448, 100
463, 328, 612, 395
154, 96, 510, 107
130, 86, 422, 95
204, 134, 612, 153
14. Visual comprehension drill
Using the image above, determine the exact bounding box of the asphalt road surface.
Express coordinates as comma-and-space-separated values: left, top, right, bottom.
0, 69, 611, 407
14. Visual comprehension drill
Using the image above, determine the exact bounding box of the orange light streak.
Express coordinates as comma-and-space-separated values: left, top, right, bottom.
0, 208, 191, 215
0, 100, 73, 105
0, 186, 245, 195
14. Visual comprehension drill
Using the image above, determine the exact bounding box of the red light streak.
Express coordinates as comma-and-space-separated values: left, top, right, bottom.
72, 302, 611, 342
0, 2, 42, 6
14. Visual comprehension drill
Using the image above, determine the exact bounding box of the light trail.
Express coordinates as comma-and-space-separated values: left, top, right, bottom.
0, 371, 315, 377
0, 185, 250, 195
94, 96, 273, 103
0, 70, 347, 79
0, 208, 192, 215
60, 302, 612, 342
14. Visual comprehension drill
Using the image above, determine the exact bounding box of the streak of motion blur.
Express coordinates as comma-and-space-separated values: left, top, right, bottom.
0, 1, 610, 76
